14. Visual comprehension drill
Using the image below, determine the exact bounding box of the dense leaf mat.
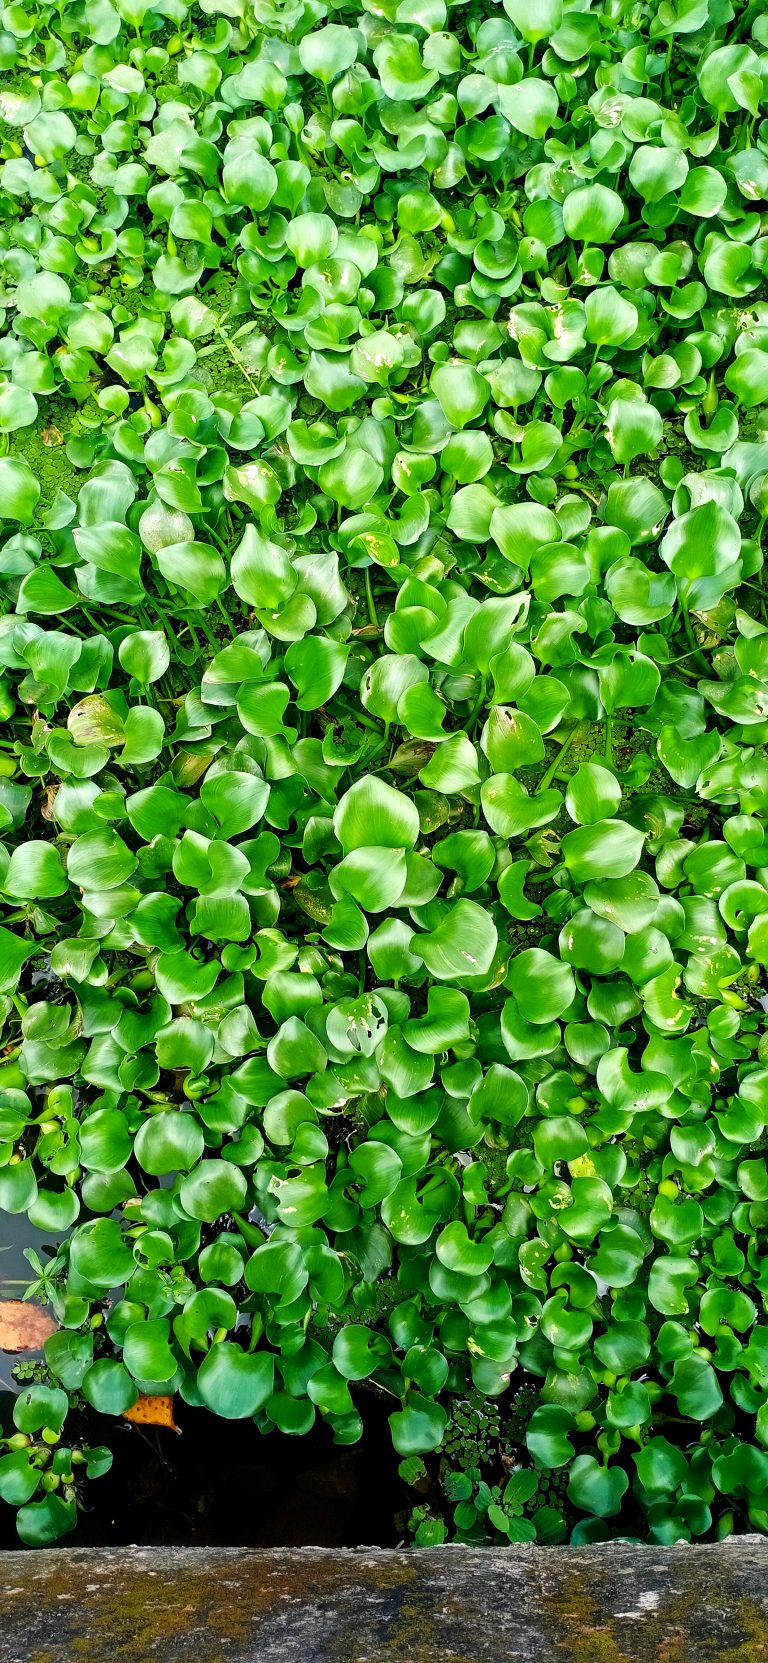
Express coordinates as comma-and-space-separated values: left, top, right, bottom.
1, 0, 768, 1550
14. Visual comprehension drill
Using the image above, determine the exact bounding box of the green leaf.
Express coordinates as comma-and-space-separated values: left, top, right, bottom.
299, 23, 359, 82
222, 151, 278, 211
16, 1495, 77, 1546
561, 821, 646, 883
135, 1112, 205, 1175
526, 1405, 575, 1468
197, 1344, 275, 1418
670, 1355, 724, 1421
660, 500, 742, 606
67, 830, 137, 891
69, 1220, 135, 1289
506, 948, 575, 1024
123, 1318, 178, 1384
118, 631, 170, 685
0, 456, 40, 521
156, 542, 226, 607
498, 78, 558, 140
285, 636, 349, 710
3, 841, 67, 898
567, 1456, 628, 1519
562, 184, 624, 242
389, 1394, 448, 1454
431, 364, 490, 428
179, 1160, 248, 1223
481, 708, 544, 772
13, 1385, 68, 1435
334, 778, 419, 853
566, 762, 622, 825
0, 1451, 41, 1506
413, 899, 498, 981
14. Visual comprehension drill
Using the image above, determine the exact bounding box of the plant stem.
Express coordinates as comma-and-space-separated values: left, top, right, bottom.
464, 675, 487, 733
364, 566, 379, 628
213, 315, 260, 395
216, 596, 237, 637
538, 724, 582, 790
680, 603, 710, 676
196, 613, 220, 652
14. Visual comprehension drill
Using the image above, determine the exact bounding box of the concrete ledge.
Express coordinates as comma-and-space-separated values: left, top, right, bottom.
2, 1543, 768, 1663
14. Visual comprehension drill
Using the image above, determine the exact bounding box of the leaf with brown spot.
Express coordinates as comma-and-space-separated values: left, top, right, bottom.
0, 1300, 58, 1352
123, 1394, 179, 1431
389, 740, 436, 776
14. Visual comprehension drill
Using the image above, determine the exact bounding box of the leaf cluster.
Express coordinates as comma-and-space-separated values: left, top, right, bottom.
1, 0, 768, 1551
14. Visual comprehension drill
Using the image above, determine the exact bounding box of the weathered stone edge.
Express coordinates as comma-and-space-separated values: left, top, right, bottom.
2, 1541, 768, 1663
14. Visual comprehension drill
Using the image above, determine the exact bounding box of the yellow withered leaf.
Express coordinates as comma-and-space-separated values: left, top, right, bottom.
122, 1393, 179, 1431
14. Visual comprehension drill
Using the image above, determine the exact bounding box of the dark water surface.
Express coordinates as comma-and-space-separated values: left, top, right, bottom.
80, 1397, 403, 1549
0, 1389, 405, 1550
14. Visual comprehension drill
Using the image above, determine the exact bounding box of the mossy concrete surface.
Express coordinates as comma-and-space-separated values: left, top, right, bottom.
2, 1542, 768, 1663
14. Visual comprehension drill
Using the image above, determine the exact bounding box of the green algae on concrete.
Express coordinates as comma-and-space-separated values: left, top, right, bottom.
1, 1544, 768, 1663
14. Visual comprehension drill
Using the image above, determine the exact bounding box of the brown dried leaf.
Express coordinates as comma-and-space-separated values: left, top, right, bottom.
0, 1300, 57, 1352
41, 783, 60, 820
123, 1393, 179, 1431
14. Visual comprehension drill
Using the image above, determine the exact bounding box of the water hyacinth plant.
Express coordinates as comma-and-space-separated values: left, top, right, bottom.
1, 0, 768, 1550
